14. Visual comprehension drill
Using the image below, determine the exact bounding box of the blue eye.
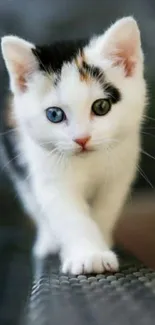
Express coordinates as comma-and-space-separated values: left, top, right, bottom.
46, 107, 66, 123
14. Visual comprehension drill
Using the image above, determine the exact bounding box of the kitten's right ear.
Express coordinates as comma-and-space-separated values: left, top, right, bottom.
1, 36, 38, 93
90, 17, 142, 77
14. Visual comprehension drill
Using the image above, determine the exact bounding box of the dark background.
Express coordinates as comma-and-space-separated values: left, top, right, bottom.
0, 1, 155, 324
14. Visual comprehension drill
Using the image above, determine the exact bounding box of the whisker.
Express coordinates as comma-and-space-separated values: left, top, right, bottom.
141, 131, 155, 138
93, 137, 118, 142
39, 139, 54, 146
141, 149, 155, 161
92, 138, 119, 147
56, 152, 62, 165
137, 165, 154, 188
142, 126, 155, 130
25, 173, 31, 182
57, 152, 65, 168
0, 152, 24, 173
143, 115, 155, 123
0, 127, 19, 137
46, 147, 59, 158
56, 141, 73, 151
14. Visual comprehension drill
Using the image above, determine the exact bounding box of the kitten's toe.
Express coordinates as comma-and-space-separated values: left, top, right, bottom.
101, 251, 119, 272
61, 250, 119, 275
62, 259, 84, 275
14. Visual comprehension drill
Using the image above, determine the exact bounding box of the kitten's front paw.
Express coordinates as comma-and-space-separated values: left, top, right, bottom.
62, 250, 119, 275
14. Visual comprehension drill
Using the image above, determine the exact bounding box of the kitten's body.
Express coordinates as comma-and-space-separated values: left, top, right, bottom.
1, 17, 146, 274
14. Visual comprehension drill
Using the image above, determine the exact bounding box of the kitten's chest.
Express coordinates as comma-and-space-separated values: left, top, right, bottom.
64, 153, 107, 200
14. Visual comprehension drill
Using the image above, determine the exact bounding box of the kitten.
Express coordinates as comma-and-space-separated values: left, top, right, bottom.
1, 17, 146, 275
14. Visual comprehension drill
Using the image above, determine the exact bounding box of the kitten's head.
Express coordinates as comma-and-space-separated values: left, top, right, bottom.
1, 17, 146, 155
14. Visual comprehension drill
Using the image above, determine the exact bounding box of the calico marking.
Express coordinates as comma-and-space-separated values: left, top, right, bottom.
32, 39, 87, 74
33, 40, 121, 104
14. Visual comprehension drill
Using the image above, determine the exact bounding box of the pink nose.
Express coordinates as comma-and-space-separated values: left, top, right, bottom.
74, 136, 90, 147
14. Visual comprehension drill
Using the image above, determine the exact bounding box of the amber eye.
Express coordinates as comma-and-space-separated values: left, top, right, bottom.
92, 99, 111, 116
46, 107, 66, 123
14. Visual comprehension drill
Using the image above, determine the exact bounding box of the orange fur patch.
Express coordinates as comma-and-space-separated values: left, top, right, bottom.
75, 52, 90, 82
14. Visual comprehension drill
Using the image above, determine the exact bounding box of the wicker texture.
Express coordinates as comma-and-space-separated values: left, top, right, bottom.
24, 256, 155, 325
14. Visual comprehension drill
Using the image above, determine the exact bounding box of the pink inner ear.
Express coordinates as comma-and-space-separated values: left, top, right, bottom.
17, 75, 27, 91
112, 43, 137, 77
14, 62, 30, 91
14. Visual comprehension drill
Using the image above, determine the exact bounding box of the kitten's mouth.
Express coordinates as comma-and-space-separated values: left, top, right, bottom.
75, 146, 95, 155
81, 147, 87, 152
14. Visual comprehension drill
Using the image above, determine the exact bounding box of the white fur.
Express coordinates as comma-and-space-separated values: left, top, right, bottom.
1, 17, 146, 274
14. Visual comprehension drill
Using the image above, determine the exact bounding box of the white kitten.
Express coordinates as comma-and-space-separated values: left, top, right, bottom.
1, 17, 146, 274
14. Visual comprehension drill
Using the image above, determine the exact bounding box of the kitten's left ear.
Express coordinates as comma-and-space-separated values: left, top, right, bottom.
1, 36, 38, 93
94, 17, 142, 77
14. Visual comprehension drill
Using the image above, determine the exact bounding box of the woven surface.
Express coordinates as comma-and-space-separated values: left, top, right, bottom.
24, 255, 155, 325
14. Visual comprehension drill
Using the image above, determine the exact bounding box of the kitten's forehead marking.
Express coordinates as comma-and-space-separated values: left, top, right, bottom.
33, 40, 121, 104
75, 50, 90, 82
74, 50, 103, 84
74, 50, 121, 104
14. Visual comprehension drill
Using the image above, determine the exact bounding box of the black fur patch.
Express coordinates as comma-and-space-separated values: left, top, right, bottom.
32, 39, 88, 74
104, 83, 121, 104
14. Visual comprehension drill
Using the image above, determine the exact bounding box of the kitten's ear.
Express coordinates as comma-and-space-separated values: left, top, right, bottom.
1, 36, 38, 93
96, 17, 142, 77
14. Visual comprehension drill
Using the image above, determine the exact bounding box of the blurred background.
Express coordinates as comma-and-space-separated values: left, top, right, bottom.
0, 1, 155, 324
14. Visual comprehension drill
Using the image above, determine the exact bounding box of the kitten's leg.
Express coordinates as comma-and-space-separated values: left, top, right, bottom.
33, 221, 59, 258
17, 182, 59, 258
35, 186, 118, 275
92, 180, 131, 268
